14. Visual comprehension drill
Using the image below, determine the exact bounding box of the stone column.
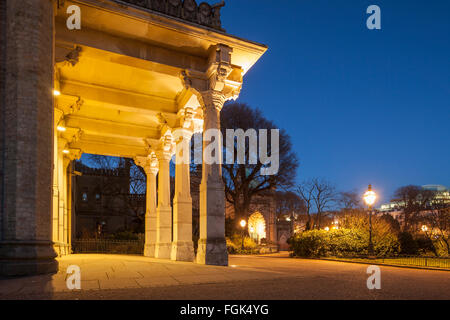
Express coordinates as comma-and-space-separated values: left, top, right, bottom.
52, 131, 60, 244
154, 144, 173, 259
0, 0, 57, 276
196, 91, 228, 266
171, 128, 195, 261
66, 161, 73, 253
62, 157, 71, 255
57, 145, 65, 250
136, 154, 159, 257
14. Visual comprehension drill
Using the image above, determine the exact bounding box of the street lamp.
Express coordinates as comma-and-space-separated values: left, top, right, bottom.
240, 219, 246, 250
363, 184, 377, 257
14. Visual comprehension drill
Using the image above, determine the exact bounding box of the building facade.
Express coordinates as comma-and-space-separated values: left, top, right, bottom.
72, 161, 146, 240
0, 0, 267, 276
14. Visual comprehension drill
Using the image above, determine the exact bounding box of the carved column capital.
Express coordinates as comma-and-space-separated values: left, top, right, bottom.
134, 153, 159, 176
64, 149, 82, 161
154, 129, 175, 160
199, 90, 226, 112
176, 107, 196, 130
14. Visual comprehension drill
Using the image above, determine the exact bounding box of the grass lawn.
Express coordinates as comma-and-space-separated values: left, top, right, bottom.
322, 256, 450, 269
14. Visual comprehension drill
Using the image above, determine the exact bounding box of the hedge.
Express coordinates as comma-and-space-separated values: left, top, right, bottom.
290, 228, 400, 258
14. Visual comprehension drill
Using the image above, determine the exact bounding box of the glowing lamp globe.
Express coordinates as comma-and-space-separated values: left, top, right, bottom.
363, 185, 377, 207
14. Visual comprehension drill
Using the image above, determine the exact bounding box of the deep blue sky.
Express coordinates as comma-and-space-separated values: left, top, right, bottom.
217, 0, 450, 203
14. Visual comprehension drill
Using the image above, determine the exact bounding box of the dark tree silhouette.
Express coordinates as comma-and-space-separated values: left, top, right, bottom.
392, 185, 436, 232
220, 102, 299, 222
297, 178, 336, 229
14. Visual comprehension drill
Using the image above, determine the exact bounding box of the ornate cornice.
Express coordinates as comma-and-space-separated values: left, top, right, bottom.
120, 0, 226, 31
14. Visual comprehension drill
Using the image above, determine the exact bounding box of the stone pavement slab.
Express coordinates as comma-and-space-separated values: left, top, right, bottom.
1, 253, 448, 299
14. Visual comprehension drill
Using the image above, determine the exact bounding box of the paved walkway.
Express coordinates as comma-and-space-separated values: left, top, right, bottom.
0, 253, 449, 299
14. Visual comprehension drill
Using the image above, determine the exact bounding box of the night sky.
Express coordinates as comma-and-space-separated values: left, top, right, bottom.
217, 0, 450, 203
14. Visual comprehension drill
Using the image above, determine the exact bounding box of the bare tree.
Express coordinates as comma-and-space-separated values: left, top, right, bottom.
220, 102, 299, 223
296, 178, 336, 229
311, 178, 336, 229
274, 191, 305, 219
339, 190, 362, 210
296, 180, 315, 230
392, 185, 436, 232
425, 206, 450, 255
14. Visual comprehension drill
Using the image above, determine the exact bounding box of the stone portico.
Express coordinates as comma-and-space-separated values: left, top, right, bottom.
0, 0, 266, 276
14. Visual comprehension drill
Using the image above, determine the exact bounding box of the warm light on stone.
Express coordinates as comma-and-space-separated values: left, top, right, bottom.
0, 0, 266, 275
248, 212, 266, 243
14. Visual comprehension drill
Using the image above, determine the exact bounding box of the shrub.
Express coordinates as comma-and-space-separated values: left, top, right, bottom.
112, 231, 139, 241
399, 232, 418, 255
373, 231, 400, 256
328, 228, 367, 257
291, 228, 400, 258
226, 234, 258, 254
226, 238, 238, 254
290, 230, 330, 257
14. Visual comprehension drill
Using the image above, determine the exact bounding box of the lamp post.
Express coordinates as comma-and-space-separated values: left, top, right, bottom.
363, 184, 377, 257
240, 219, 247, 250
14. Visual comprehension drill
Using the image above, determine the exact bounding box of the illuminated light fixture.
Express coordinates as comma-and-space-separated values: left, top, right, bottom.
240, 219, 246, 228
363, 185, 377, 207
57, 126, 66, 132
363, 184, 377, 257
421, 225, 428, 232
62, 149, 70, 154
324, 227, 330, 231
53, 90, 61, 96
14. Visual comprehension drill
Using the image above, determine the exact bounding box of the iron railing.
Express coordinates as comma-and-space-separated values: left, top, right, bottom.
72, 239, 144, 255
323, 255, 450, 269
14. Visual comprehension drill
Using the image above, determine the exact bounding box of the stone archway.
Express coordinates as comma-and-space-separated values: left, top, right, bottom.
278, 233, 290, 251
248, 212, 266, 244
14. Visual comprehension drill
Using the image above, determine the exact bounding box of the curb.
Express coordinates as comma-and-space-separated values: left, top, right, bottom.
317, 258, 450, 272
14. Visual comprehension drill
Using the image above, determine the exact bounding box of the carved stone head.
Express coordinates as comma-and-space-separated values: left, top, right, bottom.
199, 3, 211, 17
182, 0, 197, 21
167, 0, 182, 17
183, 0, 197, 11
151, 0, 167, 12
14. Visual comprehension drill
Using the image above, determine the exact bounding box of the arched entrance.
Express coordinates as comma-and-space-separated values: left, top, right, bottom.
248, 212, 266, 244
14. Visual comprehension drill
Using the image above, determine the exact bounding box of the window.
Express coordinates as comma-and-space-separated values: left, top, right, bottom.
95, 193, 101, 201
82, 192, 88, 202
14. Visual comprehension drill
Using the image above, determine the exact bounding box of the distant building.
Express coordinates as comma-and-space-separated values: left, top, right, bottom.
377, 184, 450, 227
72, 161, 145, 239
379, 184, 450, 213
